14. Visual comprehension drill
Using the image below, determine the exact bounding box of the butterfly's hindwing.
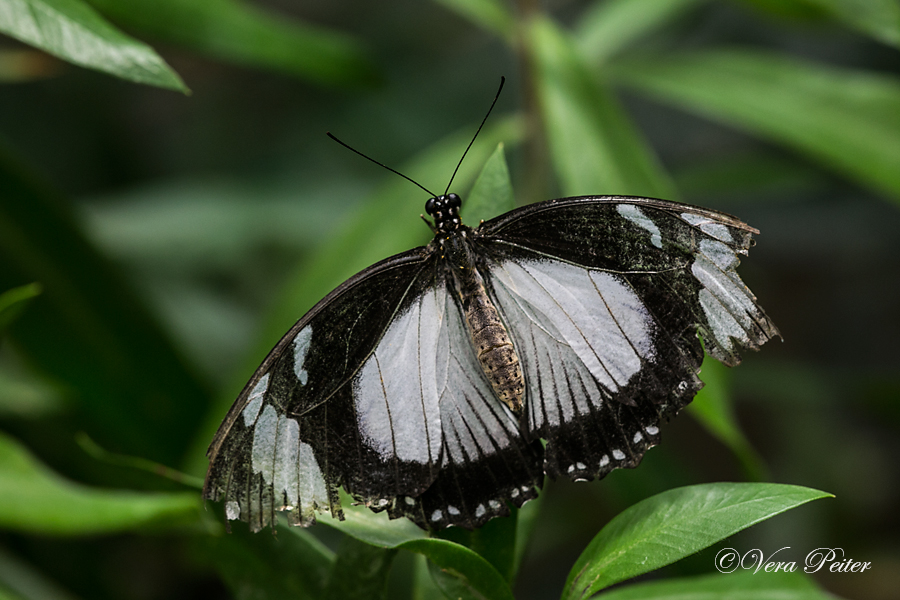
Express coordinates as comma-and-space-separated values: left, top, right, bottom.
388, 278, 543, 528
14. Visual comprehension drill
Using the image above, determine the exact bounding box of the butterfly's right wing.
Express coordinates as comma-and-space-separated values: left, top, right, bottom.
203, 247, 446, 531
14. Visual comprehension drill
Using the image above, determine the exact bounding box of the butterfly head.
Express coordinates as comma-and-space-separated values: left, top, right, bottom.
426, 193, 463, 234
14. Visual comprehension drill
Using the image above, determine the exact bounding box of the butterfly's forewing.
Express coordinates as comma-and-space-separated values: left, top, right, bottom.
203, 248, 446, 531
477, 196, 779, 480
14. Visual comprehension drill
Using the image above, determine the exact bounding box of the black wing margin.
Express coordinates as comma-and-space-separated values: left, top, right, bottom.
478, 195, 779, 481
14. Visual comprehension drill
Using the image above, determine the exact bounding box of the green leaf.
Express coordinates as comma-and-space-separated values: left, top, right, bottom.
0, 147, 214, 468
86, 0, 377, 86
575, 0, 707, 64
196, 523, 334, 600
797, 0, 900, 48
0, 283, 41, 333
596, 569, 836, 600
433, 0, 515, 42
0, 432, 202, 535
527, 16, 677, 199
609, 49, 900, 202
324, 536, 397, 600
320, 503, 514, 600
462, 142, 516, 225
688, 359, 767, 480
0, 0, 186, 91
562, 482, 832, 599
187, 115, 525, 475
438, 508, 518, 584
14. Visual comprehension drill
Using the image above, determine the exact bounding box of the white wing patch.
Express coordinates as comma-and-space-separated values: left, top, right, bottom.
490, 258, 656, 431
353, 286, 444, 466
241, 373, 269, 427
292, 326, 313, 385
618, 204, 662, 248
245, 404, 328, 522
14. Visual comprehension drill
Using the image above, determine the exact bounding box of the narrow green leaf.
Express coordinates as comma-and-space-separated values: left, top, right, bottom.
324, 536, 398, 600
0, 148, 214, 467
0, 432, 202, 535
188, 115, 525, 475
86, 0, 377, 86
527, 16, 677, 199
797, 0, 900, 48
319, 497, 427, 548
433, 0, 515, 42
0, 283, 41, 333
75, 432, 204, 489
688, 359, 767, 480
0, 0, 186, 91
196, 523, 335, 600
610, 49, 900, 202
462, 142, 516, 225
575, 0, 707, 64
596, 569, 836, 600
563, 482, 832, 599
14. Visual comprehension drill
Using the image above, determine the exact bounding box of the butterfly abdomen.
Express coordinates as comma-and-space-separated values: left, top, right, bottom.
443, 232, 525, 414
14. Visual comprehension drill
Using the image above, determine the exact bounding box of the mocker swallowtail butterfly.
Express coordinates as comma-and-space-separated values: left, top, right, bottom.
203, 80, 779, 531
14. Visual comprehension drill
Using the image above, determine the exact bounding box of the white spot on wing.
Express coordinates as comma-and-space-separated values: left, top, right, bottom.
242, 373, 269, 426
225, 501, 240, 520
475, 504, 486, 518
448, 505, 460, 516
681, 212, 734, 243
646, 425, 659, 435
431, 509, 443, 522
618, 204, 662, 248
293, 326, 313, 385
633, 431, 643, 443
599, 455, 609, 467
612, 449, 626, 460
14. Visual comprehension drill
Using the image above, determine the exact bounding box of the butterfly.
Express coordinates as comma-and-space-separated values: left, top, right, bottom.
203, 84, 779, 532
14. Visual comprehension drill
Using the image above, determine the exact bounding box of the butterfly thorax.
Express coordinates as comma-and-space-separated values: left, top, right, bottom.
440, 227, 525, 415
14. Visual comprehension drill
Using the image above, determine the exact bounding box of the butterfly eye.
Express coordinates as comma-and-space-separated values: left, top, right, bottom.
447, 193, 461, 209
425, 197, 437, 215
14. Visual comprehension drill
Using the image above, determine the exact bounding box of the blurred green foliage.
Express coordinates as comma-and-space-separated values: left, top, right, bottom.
1, 0, 898, 599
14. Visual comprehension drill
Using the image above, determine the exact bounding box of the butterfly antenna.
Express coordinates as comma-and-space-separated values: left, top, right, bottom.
327, 132, 436, 197
443, 76, 505, 197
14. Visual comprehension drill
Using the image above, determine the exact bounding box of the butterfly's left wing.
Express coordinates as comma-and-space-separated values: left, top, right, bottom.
477, 196, 779, 480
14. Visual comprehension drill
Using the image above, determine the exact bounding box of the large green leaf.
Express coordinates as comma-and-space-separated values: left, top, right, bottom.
596, 569, 837, 600
86, 0, 376, 86
575, 0, 707, 64
610, 49, 900, 202
0, 0, 186, 91
0, 432, 201, 535
527, 16, 677, 199
562, 482, 832, 599
0, 148, 213, 467
323, 536, 397, 600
